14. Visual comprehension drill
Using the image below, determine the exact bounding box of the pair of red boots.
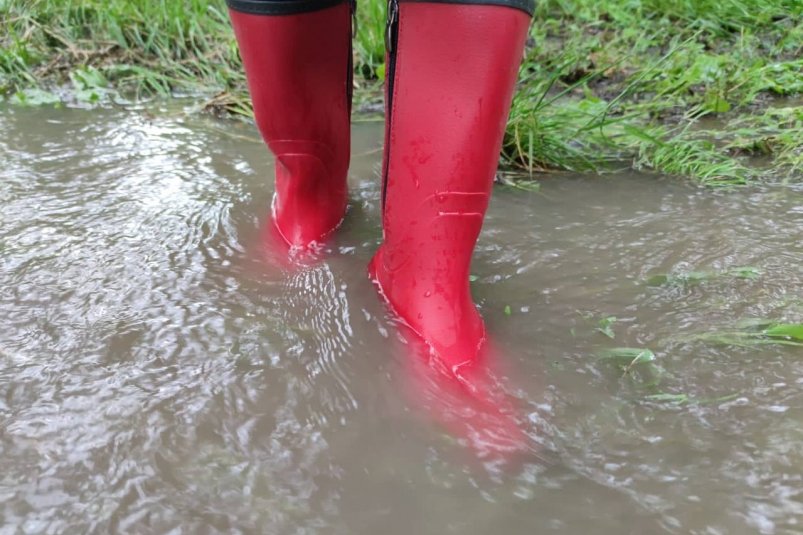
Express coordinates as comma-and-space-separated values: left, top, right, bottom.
229, 0, 531, 384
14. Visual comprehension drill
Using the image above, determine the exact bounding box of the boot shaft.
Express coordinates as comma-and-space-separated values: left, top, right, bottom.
372, 0, 531, 370
380, 0, 532, 265
227, 0, 354, 247
228, 0, 353, 165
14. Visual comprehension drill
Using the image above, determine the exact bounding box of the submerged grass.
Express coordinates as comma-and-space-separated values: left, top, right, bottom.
646, 266, 762, 286
1, 0, 801, 183
686, 321, 803, 347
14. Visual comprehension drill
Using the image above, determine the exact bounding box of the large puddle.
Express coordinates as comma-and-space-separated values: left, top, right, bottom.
1, 105, 802, 533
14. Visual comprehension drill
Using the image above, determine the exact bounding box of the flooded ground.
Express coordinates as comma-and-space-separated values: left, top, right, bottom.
1, 104, 802, 534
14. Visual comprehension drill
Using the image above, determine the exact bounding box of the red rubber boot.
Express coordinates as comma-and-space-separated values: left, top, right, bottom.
369, 0, 532, 378
228, 0, 353, 250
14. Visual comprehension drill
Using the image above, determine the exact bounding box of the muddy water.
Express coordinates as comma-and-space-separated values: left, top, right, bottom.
1, 104, 802, 534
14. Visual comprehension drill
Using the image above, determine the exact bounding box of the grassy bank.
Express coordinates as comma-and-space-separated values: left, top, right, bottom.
2, 0, 801, 184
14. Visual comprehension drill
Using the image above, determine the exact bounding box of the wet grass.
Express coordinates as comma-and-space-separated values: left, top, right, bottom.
504, 0, 802, 183
643, 392, 740, 405
1, 0, 801, 184
1, 0, 241, 96
646, 266, 762, 287
686, 321, 803, 347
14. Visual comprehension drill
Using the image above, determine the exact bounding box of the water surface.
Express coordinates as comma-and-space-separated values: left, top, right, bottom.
1, 105, 802, 534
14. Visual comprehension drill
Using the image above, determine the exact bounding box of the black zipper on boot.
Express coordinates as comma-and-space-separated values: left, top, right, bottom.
347, 0, 356, 112
350, 0, 358, 34
381, 0, 399, 212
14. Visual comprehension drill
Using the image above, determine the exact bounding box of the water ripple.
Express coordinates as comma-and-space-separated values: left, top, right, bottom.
2, 108, 802, 533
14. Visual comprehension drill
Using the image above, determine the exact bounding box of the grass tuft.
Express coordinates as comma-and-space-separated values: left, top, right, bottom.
1, 0, 801, 183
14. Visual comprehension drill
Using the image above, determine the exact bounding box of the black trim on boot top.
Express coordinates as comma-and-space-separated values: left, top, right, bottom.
403, 0, 534, 16
227, 0, 346, 15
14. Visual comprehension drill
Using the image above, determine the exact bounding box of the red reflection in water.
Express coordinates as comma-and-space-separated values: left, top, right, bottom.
393, 321, 539, 464
255, 215, 331, 271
